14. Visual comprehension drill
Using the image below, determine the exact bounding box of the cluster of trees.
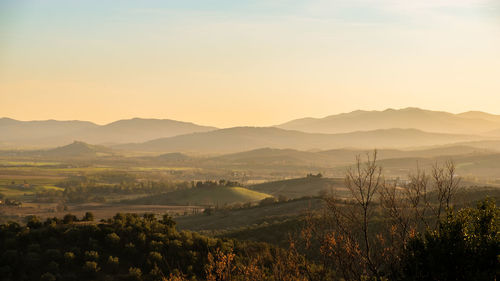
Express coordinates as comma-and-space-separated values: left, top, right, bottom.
33, 174, 244, 204
0, 193, 21, 207
0, 212, 285, 281
203, 194, 294, 216
191, 180, 242, 189
34, 177, 192, 203
2, 199, 495, 281
306, 173, 323, 178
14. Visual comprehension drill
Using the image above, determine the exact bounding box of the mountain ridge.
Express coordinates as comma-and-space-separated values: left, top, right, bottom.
0, 117, 217, 148
116, 127, 485, 153
277, 107, 500, 135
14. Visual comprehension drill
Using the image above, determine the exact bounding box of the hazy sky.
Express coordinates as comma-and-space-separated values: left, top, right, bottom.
1, 0, 499, 127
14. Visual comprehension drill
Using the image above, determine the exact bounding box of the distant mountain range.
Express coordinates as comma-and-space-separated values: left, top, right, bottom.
277, 107, 500, 135
116, 127, 483, 153
0, 118, 98, 147
0, 117, 216, 148
2, 108, 500, 151
206, 145, 496, 168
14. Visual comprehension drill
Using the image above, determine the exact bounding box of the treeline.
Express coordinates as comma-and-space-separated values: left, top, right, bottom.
34, 174, 243, 203
0, 213, 283, 281
34, 181, 188, 203
191, 179, 242, 189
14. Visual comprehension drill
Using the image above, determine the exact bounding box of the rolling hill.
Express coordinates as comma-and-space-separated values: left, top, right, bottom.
116, 127, 484, 153
277, 108, 500, 135
249, 176, 346, 198
202, 145, 494, 169
370, 152, 500, 180
175, 196, 324, 233
0, 141, 115, 159
458, 111, 500, 124
453, 140, 500, 151
127, 186, 271, 206
41, 141, 114, 158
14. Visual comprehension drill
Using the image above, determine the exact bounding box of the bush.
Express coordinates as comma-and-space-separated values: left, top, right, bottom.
106, 233, 120, 244
84, 251, 99, 261
259, 197, 277, 206
64, 251, 75, 263
128, 267, 142, 281
83, 261, 100, 273
63, 214, 78, 224
107, 256, 119, 266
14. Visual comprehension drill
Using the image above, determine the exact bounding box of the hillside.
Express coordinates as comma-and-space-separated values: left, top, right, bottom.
0, 141, 115, 159
249, 176, 347, 198
116, 127, 483, 153
206, 145, 494, 169
127, 186, 271, 206
41, 141, 114, 158
376, 152, 500, 173
326, 152, 500, 180
458, 111, 500, 124
208, 148, 333, 167
277, 108, 500, 135
451, 140, 500, 151
155, 152, 191, 161
176, 197, 324, 233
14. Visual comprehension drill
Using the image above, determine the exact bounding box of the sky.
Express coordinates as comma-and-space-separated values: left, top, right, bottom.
1, 0, 499, 127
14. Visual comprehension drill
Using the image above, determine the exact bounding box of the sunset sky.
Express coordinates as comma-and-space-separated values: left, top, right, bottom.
1, 0, 499, 127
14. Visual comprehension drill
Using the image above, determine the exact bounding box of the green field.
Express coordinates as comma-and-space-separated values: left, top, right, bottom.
0, 160, 61, 166
0, 177, 64, 199
127, 186, 271, 206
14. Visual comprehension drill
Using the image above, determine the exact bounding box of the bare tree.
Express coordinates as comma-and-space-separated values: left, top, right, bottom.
377, 166, 431, 278
318, 153, 463, 280
322, 150, 384, 280
405, 167, 430, 229
431, 160, 461, 225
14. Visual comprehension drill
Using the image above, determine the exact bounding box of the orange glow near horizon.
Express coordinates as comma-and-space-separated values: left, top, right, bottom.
1, 0, 499, 127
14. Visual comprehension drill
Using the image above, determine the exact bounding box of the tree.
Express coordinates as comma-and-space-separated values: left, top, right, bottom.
321, 151, 384, 280
82, 212, 94, 221
310, 153, 465, 280
83, 261, 100, 274
431, 161, 460, 227
63, 214, 78, 224
401, 198, 499, 281
106, 233, 120, 244
128, 267, 143, 281
26, 215, 42, 229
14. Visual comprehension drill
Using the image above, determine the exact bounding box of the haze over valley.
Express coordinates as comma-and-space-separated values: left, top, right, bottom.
3, 107, 500, 150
